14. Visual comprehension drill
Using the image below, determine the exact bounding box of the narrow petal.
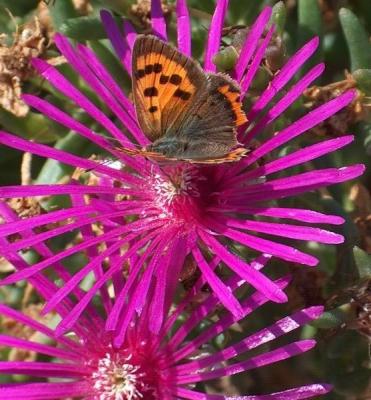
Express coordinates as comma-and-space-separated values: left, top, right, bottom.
77, 43, 147, 145
232, 135, 354, 186
234, 7, 272, 80
199, 229, 288, 302
241, 25, 275, 96
0, 184, 136, 198
122, 20, 137, 73
0, 203, 96, 323
0, 130, 131, 182
53, 34, 144, 146
221, 217, 343, 244
100, 10, 126, 59
151, 0, 167, 40
0, 219, 160, 285
192, 246, 244, 318
245, 90, 356, 167
41, 234, 138, 315
207, 205, 344, 225
0, 304, 81, 351
54, 228, 162, 336
0, 335, 80, 361
106, 231, 165, 331
227, 165, 365, 204
0, 362, 86, 378
243, 63, 325, 142
167, 273, 255, 350
175, 384, 331, 399
162, 236, 188, 317
176, 0, 191, 55
148, 237, 181, 333
31, 58, 131, 146
100, 10, 135, 75
170, 276, 290, 360
0, 208, 145, 255
247, 37, 320, 122
161, 255, 227, 341
113, 230, 177, 345
174, 306, 323, 373
23, 94, 142, 171
0, 199, 89, 307
70, 192, 112, 314
176, 340, 316, 383
0, 382, 92, 400
204, 219, 318, 265
204, 0, 229, 72
123, 19, 137, 49
0, 205, 94, 237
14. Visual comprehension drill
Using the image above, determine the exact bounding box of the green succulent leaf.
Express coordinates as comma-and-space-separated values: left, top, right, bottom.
271, 1, 286, 35
312, 305, 351, 329
49, 0, 78, 31
0, 109, 62, 143
353, 246, 371, 278
298, 0, 323, 69
353, 68, 371, 95
339, 8, 371, 71
0, 0, 39, 16
60, 15, 125, 41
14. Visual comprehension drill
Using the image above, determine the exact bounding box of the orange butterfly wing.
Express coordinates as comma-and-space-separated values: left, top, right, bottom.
132, 35, 206, 142
131, 35, 248, 163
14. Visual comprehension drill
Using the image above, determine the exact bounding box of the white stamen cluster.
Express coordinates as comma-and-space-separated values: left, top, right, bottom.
92, 353, 146, 400
152, 166, 205, 216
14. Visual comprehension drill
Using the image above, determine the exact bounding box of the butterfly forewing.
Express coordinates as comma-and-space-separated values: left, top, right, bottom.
132, 35, 206, 142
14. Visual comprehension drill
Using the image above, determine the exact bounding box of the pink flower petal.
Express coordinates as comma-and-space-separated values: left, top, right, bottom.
234, 7, 272, 80
247, 37, 320, 122
151, 0, 167, 40
176, 0, 191, 55
204, 0, 229, 72
199, 229, 288, 302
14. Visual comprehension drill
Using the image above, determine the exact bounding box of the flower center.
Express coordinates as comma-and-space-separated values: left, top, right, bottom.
92, 353, 149, 400
150, 165, 205, 220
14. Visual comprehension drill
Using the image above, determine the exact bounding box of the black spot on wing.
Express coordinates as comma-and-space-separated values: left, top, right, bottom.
153, 63, 162, 73
169, 74, 182, 85
145, 64, 153, 74
137, 63, 162, 78
144, 87, 158, 97
136, 69, 145, 79
173, 89, 191, 100
148, 106, 158, 113
160, 75, 169, 84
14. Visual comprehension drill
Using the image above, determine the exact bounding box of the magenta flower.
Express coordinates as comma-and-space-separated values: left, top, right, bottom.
0, 0, 364, 325
0, 252, 329, 399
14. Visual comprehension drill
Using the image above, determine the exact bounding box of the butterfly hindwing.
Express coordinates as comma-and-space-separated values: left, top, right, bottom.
160, 73, 247, 160
132, 35, 206, 142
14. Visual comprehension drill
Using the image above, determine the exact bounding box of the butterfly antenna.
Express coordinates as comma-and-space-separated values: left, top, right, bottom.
81, 158, 118, 174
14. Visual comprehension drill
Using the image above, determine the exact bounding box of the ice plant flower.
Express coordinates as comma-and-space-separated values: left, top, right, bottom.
0, 0, 364, 325
0, 251, 330, 399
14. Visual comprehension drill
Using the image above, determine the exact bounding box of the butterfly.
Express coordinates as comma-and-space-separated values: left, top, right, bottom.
120, 34, 248, 164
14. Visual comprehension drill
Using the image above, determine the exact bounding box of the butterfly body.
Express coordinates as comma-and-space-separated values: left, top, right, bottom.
127, 35, 248, 164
